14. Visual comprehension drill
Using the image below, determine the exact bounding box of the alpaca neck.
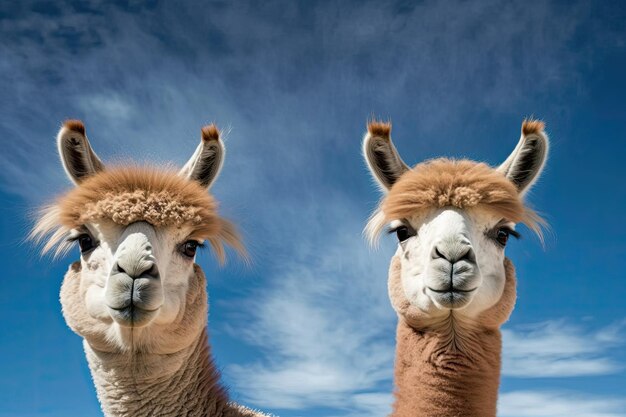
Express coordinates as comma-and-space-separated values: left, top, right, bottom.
391, 316, 502, 417
61, 264, 264, 417
84, 327, 236, 417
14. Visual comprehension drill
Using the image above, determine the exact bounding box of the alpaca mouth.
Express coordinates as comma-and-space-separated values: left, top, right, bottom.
426, 286, 476, 309
108, 303, 160, 327
108, 304, 160, 313
427, 286, 477, 294
105, 274, 163, 327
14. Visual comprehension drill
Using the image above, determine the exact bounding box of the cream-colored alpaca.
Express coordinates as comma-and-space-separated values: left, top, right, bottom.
363, 120, 548, 417
32, 120, 272, 417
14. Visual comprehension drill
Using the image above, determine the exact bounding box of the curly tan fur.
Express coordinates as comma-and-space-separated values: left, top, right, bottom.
367, 159, 544, 242
32, 166, 243, 263
58, 166, 223, 229
384, 159, 538, 224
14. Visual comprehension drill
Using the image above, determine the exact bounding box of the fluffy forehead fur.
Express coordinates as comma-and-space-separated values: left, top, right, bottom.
367, 159, 543, 240
59, 166, 221, 228
32, 166, 243, 262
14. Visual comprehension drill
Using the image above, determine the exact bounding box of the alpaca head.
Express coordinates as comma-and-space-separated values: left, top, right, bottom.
364, 120, 548, 329
32, 121, 243, 352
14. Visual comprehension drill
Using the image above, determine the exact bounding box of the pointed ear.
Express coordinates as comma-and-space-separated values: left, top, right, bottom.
179, 124, 225, 189
57, 120, 105, 184
362, 120, 409, 191
497, 119, 549, 195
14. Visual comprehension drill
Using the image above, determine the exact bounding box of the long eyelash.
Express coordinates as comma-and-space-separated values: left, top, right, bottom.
66, 235, 80, 243
387, 226, 401, 235
502, 227, 522, 239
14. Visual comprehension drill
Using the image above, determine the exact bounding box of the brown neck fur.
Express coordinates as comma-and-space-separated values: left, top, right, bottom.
392, 318, 502, 417
388, 257, 517, 417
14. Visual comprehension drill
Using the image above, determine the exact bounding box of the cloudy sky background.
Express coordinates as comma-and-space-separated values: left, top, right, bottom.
1, 1, 625, 416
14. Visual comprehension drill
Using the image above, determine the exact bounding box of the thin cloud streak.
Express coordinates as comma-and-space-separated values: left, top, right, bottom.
503, 320, 625, 378
223, 190, 625, 415
499, 390, 626, 417
224, 197, 395, 414
0, 0, 609, 203
2, 2, 625, 416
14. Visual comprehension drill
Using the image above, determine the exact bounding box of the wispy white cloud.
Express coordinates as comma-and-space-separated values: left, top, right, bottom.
3, 2, 625, 416
503, 320, 626, 378
228, 268, 626, 415
0, 0, 613, 203
78, 93, 136, 122
224, 186, 626, 415
499, 390, 626, 417
224, 197, 396, 415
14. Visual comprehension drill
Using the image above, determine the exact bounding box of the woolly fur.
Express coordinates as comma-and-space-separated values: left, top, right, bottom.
366, 159, 543, 243
31, 166, 243, 262
364, 119, 547, 416
389, 257, 517, 417
31, 121, 265, 417
62, 264, 270, 417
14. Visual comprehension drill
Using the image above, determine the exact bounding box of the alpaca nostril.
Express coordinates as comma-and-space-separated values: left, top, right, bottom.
114, 260, 158, 279
147, 263, 159, 278
432, 244, 455, 263
432, 243, 475, 264
457, 246, 475, 263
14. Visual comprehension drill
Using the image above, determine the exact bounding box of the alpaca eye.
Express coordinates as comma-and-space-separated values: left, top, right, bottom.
496, 229, 509, 246
388, 223, 417, 244
77, 234, 96, 253
181, 241, 199, 258
394, 226, 416, 242
396, 226, 410, 242
492, 226, 520, 247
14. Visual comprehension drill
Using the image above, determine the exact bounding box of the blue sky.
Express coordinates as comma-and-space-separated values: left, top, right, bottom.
0, 1, 625, 416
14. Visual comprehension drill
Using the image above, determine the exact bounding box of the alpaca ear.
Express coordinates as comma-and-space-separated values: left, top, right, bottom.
57, 120, 105, 184
179, 124, 225, 189
497, 119, 549, 195
362, 120, 409, 191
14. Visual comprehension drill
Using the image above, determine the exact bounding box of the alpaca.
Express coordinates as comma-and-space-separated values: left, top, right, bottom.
31, 120, 272, 417
363, 119, 548, 417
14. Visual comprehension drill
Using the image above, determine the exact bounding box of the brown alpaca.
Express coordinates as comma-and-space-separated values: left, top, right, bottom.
363, 120, 548, 416
31, 121, 272, 417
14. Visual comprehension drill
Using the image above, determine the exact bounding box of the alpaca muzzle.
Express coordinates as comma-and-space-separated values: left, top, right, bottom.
424, 237, 481, 309
105, 228, 164, 327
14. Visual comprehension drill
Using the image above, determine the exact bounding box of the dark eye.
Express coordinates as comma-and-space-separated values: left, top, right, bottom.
181, 241, 199, 258
388, 223, 417, 243
77, 234, 96, 253
396, 226, 417, 242
396, 226, 410, 242
496, 229, 510, 246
